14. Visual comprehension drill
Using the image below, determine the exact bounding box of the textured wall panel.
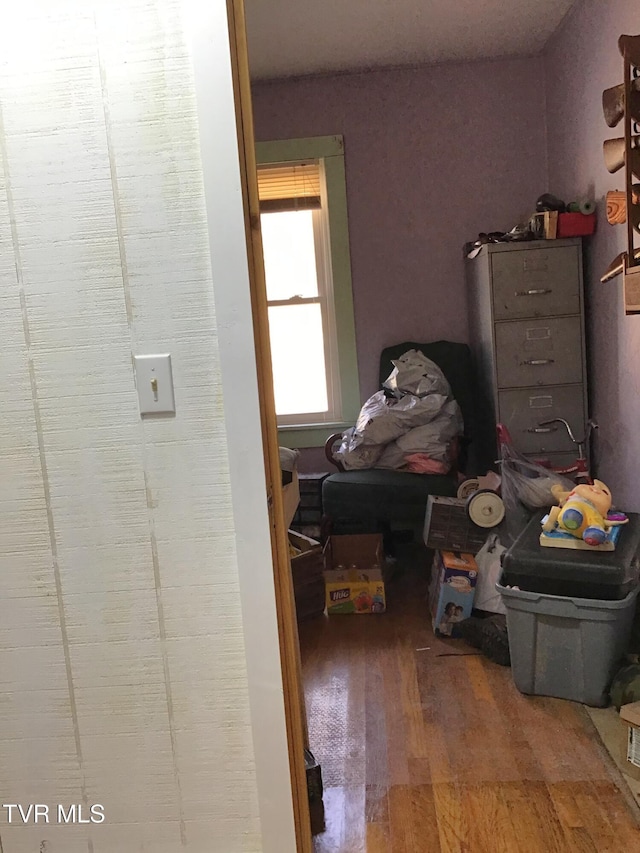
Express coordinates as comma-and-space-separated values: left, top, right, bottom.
2, 826, 92, 853
0, 1, 262, 850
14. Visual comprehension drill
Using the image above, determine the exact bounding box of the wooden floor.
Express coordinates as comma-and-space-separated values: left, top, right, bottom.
299, 544, 640, 852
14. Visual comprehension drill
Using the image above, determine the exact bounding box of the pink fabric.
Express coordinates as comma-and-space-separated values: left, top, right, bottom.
405, 454, 450, 475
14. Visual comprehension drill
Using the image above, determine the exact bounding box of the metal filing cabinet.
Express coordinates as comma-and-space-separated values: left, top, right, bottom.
466, 238, 588, 473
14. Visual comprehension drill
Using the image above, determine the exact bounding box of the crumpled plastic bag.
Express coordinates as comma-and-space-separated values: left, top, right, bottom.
383, 349, 451, 399
341, 404, 462, 472
473, 534, 506, 615
352, 390, 450, 446
333, 428, 384, 470
333, 348, 464, 473
375, 441, 407, 470
500, 440, 575, 512
395, 401, 463, 459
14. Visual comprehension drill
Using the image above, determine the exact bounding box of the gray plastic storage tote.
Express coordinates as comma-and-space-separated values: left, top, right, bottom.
497, 581, 639, 707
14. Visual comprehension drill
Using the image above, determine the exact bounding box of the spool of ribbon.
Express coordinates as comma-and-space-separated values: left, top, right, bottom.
567, 199, 596, 215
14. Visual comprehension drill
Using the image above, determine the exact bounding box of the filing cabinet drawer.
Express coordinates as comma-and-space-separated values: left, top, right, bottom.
491, 246, 581, 320
495, 316, 583, 388
524, 450, 584, 471
498, 385, 585, 455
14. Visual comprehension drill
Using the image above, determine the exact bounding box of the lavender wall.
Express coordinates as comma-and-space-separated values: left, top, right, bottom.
545, 0, 640, 509
252, 58, 548, 471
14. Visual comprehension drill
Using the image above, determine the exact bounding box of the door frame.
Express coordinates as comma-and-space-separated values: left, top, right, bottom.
225, 2, 313, 848
187, 1, 312, 850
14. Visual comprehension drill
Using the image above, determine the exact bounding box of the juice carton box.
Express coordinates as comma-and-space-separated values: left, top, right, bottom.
323, 533, 386, 614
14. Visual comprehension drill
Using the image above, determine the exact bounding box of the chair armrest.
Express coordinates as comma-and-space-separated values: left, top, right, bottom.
449, 436, 463, 478
324, 433, 345, 471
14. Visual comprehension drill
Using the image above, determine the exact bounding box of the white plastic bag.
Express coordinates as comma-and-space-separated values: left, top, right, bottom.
500, 440, 574, 511
332, 348, 464, 472
351, 391, 399, 445
395, 401, 463, 459
382, 349, 451, 398
334, 428, 385, 470
375, 440, 406, 470
474, 534, 506, 615
351, 390, 451, 447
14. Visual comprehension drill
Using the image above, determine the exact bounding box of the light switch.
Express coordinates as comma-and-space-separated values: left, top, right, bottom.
134, 354, 176, 415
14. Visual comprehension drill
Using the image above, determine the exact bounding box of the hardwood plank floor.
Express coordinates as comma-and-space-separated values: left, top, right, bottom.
299, 543, 640, 852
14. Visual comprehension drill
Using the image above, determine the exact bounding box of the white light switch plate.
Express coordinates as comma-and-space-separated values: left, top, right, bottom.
134, 354, 176, 415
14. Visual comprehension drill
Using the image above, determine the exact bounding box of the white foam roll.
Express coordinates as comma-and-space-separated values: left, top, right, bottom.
579, 199, 596, 215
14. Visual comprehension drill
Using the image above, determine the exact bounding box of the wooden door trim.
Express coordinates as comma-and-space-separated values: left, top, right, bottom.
225, 2, 312, 850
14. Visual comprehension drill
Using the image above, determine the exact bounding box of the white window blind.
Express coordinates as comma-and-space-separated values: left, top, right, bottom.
257, 162, 321, 212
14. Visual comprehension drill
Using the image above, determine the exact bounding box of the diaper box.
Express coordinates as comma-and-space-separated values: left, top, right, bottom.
428, 550, 478, 636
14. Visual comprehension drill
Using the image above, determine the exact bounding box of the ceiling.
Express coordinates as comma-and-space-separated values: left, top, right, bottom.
244, 0, 578, 81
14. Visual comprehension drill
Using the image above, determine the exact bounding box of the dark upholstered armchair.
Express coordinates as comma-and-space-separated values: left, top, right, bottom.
322, 341, 477, 535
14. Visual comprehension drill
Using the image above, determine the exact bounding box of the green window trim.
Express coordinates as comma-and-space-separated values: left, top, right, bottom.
276, 422, 354, 450
256, 135, 360, 448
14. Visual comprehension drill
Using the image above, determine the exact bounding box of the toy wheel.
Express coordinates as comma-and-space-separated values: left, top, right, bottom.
466, 489, 505, 528
457, 478, 481, 500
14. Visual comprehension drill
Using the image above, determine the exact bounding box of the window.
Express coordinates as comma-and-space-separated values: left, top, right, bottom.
255, 136, 360, 447
258, 162, 335, 421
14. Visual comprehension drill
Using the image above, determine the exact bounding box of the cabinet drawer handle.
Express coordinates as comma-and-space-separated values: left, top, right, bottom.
521, 358, 555, 366
515, 288, 552, 296
527, 426, 557, 434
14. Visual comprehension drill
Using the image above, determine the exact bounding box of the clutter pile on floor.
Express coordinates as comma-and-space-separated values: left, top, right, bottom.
424, 442, 640, 710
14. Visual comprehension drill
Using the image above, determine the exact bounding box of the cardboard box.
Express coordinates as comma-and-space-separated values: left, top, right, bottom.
323, 533, 386, 614
288, 529, 325, 622
557, 211, 596, 238
543, 209, 558, 239
428, 550, 478, 636
620, 701, 640, 782
424, 495, 488, 554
